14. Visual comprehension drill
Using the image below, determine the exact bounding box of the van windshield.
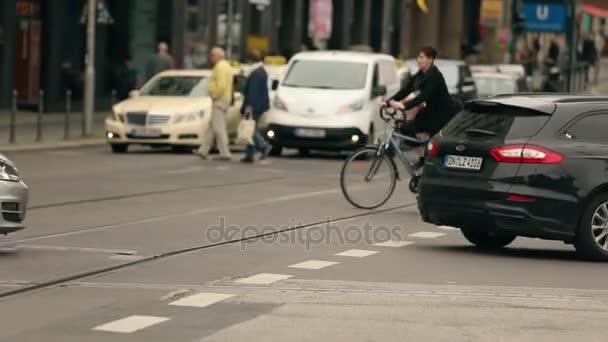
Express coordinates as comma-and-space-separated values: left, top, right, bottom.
282, 60, 368, 90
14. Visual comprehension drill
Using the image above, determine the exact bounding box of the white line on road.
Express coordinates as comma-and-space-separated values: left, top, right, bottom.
335, 249, 379, 258
168, 293, 235, 308
409, 232, 446, 239
16, 244, 138, 255
235, 273, 293, 285
92, 315, 170, 334
373, 241, 415, 248
288, 260, 340, 270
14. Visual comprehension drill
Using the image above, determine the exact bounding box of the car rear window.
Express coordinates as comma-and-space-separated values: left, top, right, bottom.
442, 105, 551, 140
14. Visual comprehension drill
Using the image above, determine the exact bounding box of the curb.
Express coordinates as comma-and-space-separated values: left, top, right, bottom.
0, 139, 107, 152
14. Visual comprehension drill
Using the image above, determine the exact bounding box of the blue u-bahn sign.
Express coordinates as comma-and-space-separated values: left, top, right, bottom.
523, 3, 567, 33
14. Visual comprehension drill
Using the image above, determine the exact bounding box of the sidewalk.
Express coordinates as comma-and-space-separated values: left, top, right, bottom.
0, 111, 108, 152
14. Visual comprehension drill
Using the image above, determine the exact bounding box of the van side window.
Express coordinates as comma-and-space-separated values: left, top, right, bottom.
563, 114, 608, 143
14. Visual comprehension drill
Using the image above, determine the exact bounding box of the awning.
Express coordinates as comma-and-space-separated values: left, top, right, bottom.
582, 0, 608, 18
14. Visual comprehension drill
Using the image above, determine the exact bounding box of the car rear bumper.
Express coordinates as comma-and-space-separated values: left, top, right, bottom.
417, 181, 577, 242
265, 124, 367, 150
0, 180, 28, 234
105, 119, 205, 146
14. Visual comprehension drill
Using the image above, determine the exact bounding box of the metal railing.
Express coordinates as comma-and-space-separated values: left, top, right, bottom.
4, 89, 117, 145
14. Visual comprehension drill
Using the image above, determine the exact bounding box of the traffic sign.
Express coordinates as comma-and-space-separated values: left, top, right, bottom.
522, 3, 567, 33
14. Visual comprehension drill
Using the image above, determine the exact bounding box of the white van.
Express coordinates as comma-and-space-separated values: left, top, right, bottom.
264, 51, 400, 155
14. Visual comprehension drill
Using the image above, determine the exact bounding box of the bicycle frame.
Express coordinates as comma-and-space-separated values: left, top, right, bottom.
378, 124, 423, 179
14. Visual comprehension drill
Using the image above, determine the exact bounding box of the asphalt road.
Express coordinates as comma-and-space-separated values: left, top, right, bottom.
1, 145, 608, 341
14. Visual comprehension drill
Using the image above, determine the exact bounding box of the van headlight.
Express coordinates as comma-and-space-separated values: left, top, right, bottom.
273, 96, 288, 111
337, 99, 364, 114
0, 162, 20, 182
174, 111, 204, 124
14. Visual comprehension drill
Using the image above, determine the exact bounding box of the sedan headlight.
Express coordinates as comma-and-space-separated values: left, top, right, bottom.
173, 111, 204, 124
0, 162, 20, 182
273, 96, 288, 111
337, 99, 364, 114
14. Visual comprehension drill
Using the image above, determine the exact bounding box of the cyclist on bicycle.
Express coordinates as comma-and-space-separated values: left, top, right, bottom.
386, 46, 462, 167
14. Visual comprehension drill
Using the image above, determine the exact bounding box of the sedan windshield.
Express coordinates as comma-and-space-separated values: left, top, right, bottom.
282, 60, 368, 89
474, 77, 517, 97
140, 76, 209, 97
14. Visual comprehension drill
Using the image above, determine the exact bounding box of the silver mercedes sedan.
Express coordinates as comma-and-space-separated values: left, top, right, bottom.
0, 154, 28, 235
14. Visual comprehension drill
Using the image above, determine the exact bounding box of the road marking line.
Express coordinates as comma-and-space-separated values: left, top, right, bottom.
335, 249, 379, 258
168, 293, 234, 308
17, 244, 138, 255
437, 226, 459, 231
235, 273, 293, 285
92, 315, 170, 334
409, 232, 446, 239
288, 260, 339, 270
373, 241, 415, 248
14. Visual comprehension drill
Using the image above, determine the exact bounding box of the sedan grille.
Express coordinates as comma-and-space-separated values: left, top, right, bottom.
146, 114, 171, 125
126, 112, 147, 125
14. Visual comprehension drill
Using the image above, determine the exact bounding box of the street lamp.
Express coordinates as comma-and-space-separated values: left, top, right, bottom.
84, 0, 96, 137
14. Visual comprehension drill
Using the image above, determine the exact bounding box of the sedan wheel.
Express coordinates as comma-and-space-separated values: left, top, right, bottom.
575, 194, 608, 261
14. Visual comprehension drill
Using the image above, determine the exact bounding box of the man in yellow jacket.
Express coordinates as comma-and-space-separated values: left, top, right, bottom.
198, 47, 233, 160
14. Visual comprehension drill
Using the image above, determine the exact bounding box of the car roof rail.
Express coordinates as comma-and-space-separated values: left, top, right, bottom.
553, 96, 608, 103
490, 92, 571, 98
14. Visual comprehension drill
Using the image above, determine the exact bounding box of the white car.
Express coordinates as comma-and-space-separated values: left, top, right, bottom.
105, 69, 245, 153
264, 51, 401, 155
0, 154, 28, 235
472, 71, 529, 98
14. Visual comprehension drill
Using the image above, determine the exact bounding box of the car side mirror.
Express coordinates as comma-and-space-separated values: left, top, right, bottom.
129, 90, 140, 98
372, 85, 387, 98
271, 80, 279, 91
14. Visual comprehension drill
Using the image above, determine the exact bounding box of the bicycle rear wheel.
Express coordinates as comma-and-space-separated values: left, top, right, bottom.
340, 146, 398, 209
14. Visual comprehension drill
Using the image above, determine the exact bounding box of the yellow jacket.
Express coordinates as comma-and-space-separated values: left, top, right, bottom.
209, 60, 233, 103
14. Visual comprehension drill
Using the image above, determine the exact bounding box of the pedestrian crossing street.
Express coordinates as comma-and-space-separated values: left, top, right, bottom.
90, 228, 453, 335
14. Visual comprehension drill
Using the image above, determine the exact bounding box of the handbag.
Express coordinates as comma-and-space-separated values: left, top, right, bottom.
236, 112, 255, 145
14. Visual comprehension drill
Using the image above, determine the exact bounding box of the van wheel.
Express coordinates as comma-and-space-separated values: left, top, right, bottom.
111, 144, 128, 153
461, 227, 516, 250
574, 193, 608, 261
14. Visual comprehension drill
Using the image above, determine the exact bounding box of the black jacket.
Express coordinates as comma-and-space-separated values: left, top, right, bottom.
240, 65, 270, 120
390, 64, 462, 136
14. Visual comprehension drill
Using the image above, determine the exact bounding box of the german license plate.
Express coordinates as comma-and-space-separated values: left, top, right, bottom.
295, 128, 326, 138
444, 155, 483, 171
131, 128, 162, 137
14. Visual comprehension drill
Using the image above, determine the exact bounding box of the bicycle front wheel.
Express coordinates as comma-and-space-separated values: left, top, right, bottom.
340, 146, 398, 209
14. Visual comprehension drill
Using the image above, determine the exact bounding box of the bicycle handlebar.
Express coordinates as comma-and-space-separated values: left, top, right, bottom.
379, 105, 406, 123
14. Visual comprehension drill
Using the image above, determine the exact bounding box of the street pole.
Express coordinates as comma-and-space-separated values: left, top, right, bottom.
227, 0, 233, 60
84, 0, 96, 136
566, 0, 577, 92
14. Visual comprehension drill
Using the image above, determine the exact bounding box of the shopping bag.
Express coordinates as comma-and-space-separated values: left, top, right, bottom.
236, 114, 255, 145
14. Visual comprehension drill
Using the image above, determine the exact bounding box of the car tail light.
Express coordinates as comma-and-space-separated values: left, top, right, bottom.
507, 194, 537, 202
427, 139, 439, 157
490, 144, 563, 164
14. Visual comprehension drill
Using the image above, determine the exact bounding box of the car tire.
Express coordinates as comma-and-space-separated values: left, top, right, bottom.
171, 145, 194, 154
461, 227, 516, 250
574, 193, 608, 261
111, 144, 128, 153
270, 145, 282, 156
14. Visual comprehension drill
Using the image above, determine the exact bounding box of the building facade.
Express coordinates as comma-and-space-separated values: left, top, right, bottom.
0, 0, 471, 111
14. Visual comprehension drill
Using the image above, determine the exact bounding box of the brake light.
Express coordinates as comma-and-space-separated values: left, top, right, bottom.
507, 194, 537, 202
490, 144, 563, 164
427, 139, 439, 157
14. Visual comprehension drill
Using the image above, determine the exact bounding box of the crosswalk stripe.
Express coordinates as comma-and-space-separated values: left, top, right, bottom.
335, 249, 379, 258
288, 260, 339, 270
169, 293, 234, 308
92, 315, 170, 334
373, 241, 415, 248
409, 232, 446, 239
235, 273, 293, 285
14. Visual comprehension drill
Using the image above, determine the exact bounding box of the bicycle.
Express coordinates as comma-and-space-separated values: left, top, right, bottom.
340, 105, 428, 209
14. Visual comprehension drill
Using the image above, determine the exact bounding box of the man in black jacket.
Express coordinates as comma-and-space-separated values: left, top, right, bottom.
240, 50, 271, 163
388, 46, 462, 166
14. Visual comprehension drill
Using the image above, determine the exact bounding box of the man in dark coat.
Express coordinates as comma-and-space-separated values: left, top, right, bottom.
388, 46, 462, 166
240, 50, 271, 163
